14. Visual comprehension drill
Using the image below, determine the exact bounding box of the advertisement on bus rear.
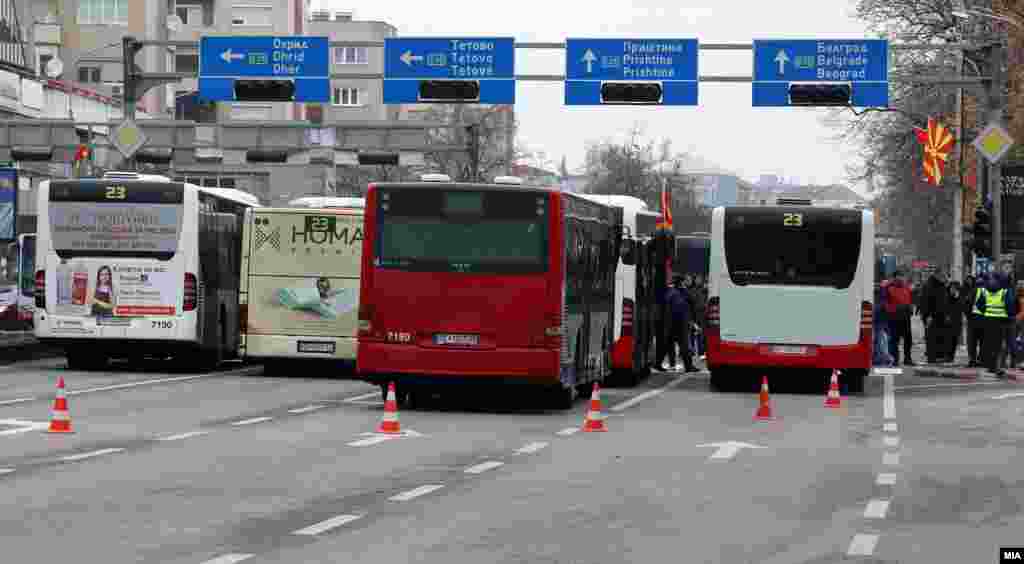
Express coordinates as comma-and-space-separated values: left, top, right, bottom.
52, 261, 178, 318
48, 202, 182, 256
246, 210, 362, 339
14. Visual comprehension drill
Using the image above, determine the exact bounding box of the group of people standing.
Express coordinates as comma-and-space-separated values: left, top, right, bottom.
874, 268, 1024, 377
654, 273, 706, 373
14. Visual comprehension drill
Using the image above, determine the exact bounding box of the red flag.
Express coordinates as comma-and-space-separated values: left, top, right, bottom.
914, 117, 955, 186
656, 183, 673, 231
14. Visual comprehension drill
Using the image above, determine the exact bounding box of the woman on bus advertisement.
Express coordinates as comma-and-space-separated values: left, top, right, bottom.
90, 265, 115, 317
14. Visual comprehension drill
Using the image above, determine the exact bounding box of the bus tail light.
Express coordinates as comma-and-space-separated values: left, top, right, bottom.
860, 301, 873, 332
358, 303, 375, 336
539, 312, 561, 348
706, 297, 720, 328
183, 273, 198, 312
621, 298, 634, 337
34, 270, 45, 309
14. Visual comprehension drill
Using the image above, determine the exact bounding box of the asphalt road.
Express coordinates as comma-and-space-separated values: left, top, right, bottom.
0, 356, 1020, 563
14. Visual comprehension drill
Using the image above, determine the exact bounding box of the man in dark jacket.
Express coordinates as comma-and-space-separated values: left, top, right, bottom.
922, 271, 950, 363
945, 281, 965, 363
664, 275, 698, 372
965, 274, 984, 367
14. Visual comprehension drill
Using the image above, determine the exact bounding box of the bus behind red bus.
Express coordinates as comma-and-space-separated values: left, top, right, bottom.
356, 177, 623, 408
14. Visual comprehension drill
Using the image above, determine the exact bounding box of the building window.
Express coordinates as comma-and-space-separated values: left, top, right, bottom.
77, 0, 129, 24
334, 47, 367, 65
174, 0, 204, 25
232, 7, 272, 26
78, 66, 101, 83
332, 87, 363, 106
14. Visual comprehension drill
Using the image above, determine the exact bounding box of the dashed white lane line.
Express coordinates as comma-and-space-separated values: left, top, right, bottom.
61, 448, 124, 462
346, 436, 393, 447
288, 405, 326, 414
883, 435, 900, 448
341, 391, 380, 403
883, 452, 900, 466
863, 499, 891, 519
159, 430, 211, 442
515, 441, 549, 454
291, 514, 363, 536
846, 533, 879, 556
199, 554, 253, 564
231, 417, 272, 426
883, 376, 896, 420
883, 422, 898, 433
389, 484, 444, 502
895, 381, 1005, 391
0, 397, 34, 406
464, 461, 504, 474
556, 427, 579, 436
0, 468, 13, 475
609, 375, 688, 412
876, 473, 898, 486
66, 374, 211, 396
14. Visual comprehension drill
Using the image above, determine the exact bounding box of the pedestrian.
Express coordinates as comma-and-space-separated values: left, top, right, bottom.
922, 270, 950, 364
1013, 281, 1024, 369
664, 274, 698, 372
873, 280, 894, 367
945, 281, 964, 363
976, 271, 1016, 377
690, 275, 707, 360
966, 274, 985, 367
885, 269, 916, 366
653, 276, 670, 371
998, 272, 1018, 370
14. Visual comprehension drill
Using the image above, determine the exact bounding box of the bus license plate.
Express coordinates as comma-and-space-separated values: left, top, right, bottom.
772, 345, 809, 355
298, 341, 335, 354
434, 333, 479, 346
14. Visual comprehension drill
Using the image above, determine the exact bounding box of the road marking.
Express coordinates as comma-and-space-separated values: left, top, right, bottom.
389, 484, 444, 501
864, 499, 891, 519
556, 427, 579, 436
231, 417, 272, 426
883, 452, 900, 466
883, 374, 895, 419
609, 375, 687, 412
883, 435, 900, 448
66, 374, 211, 396
515, 441, 549, 454
200, 555, 253, 564
61, 448, 124, 462
877, 473, 898, 486
883, 422, 898, 433
292, 514, 362, 536
158, 430, 210, 442
288, 405, 326, 414
0, 419, 49, 436
0, 468, 13, 475
0, 397, 34, 405
697, 441, 764, 461
342, 391, 380, 403
464, 461, 504, 474
895, 381, 1005, 391
846, 533, 879, 556
992, 392, 1024, 400
346, 435, 394, 447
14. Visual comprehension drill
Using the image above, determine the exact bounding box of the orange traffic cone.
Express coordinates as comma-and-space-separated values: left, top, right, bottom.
825, 369, 842, 408
754, 375, 773, 420
376, 382, 401, 434
581, 382, 608, 432
48, 376, 73, 433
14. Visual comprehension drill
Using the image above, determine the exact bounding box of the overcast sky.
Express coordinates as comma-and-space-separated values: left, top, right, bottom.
321, 0, 874, 194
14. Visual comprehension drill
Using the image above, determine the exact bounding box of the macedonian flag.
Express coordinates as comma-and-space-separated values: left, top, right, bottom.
914, 117, 956, 186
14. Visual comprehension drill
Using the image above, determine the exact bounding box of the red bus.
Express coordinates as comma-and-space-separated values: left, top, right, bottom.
357, 176, 623, 408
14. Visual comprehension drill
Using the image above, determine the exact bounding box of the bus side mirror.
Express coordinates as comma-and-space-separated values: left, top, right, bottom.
621, 240, 637, 266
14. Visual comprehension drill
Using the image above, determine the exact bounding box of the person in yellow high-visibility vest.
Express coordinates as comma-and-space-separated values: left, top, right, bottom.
976, 272, 1017, 377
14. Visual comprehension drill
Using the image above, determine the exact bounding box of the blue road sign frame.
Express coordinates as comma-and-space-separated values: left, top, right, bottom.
564, 38, 698, 106
383, 37, 515, 104
751, 39, 888, 108
198, 36, 330, 103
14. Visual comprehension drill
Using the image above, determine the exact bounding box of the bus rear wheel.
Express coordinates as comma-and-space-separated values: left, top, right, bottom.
66, 349, 108, 371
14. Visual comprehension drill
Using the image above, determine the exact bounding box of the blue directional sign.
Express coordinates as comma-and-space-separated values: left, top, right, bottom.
752, 39, 889, 107
383, 37, 515, 104
564, 38, 698, 106
198, 36, 330, 102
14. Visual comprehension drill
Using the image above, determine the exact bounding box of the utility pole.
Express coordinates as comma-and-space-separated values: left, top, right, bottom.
466, 123, 480, 181
122, 36, 142, 171
986, 41, 1007, 266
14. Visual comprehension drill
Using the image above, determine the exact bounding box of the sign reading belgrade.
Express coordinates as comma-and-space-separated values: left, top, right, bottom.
915, 117, 955, 186
752, 39, 889, 107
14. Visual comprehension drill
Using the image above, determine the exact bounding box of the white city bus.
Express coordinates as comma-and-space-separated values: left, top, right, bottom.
705, 202, 874, 394
34, 172, 261, 370
287, 196, 365, 210
580, 194, 662, 385
239, 206, 362, 369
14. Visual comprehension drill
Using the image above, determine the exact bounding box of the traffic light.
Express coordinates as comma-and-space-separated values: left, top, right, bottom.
973, 208, 993, 258
10, 146, 53, 162
134, 148, 173, 165
357, 152, 399, 166
246, 149, 289, 163
418, 80, 480, 103
234, 79, 296, 102
787, 83, 852, 106
600, 82, 663, 105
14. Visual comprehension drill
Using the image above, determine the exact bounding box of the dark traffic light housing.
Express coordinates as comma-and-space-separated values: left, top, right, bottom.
418, 80, 480, 103
973, 208, 993, 258
11, 146, 54, 162
246, 149, 289, 163
234, 79, 296, 102
134, 148, 174, 165
600, 82, 663, 105
788, 83, 852, 106
357, 152, 400, 166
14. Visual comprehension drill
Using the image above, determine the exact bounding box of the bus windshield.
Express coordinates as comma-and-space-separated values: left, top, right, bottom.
376, 188, 549, 274
47, 181, 184, 261
723, 208, 861, 289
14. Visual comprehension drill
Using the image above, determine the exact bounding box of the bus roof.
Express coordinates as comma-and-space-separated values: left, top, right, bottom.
253, 206, 362, 216
287, 196, 365, 209
371, 181, 556, 195
198, 186, 262, 207
578, 194, 650, 212
45, 177, 262, 208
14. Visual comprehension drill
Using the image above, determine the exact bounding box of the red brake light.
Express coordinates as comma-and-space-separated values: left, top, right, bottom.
706, 297, 720, 327
860, 301, 872, 331
621, 298, 634, 337
358, 303, 374, 336
34, 270, 45, 309
183, 273, 197, 312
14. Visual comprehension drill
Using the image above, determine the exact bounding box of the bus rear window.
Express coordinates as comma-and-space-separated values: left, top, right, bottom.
723, 208, 861, 288
376, 188, 549, 274
48, 181, 184, 260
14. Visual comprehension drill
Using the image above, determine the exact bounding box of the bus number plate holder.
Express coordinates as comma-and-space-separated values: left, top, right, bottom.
434, 333, 479, 346
771, 345, 809, 355
298, 341, 335, 354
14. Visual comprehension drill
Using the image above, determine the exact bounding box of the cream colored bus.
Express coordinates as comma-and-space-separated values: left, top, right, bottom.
239, 206, 363, 367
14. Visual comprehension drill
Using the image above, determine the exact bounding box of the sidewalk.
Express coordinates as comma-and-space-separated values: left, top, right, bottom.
898, 317, 1023, 382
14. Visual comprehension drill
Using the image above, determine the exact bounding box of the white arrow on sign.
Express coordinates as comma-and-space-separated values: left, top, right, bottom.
775, 49, 790, 75
581, 49, 598, 73
400, 50, 424, 66
220, 49, 244, 64
992, 392, 1024, 400
697, 441, 764, 460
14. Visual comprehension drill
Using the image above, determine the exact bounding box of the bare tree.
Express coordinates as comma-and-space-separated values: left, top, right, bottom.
418, 104, 521, 181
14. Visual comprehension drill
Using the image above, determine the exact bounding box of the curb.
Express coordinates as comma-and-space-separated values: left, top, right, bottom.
912, 366, 1024, 382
